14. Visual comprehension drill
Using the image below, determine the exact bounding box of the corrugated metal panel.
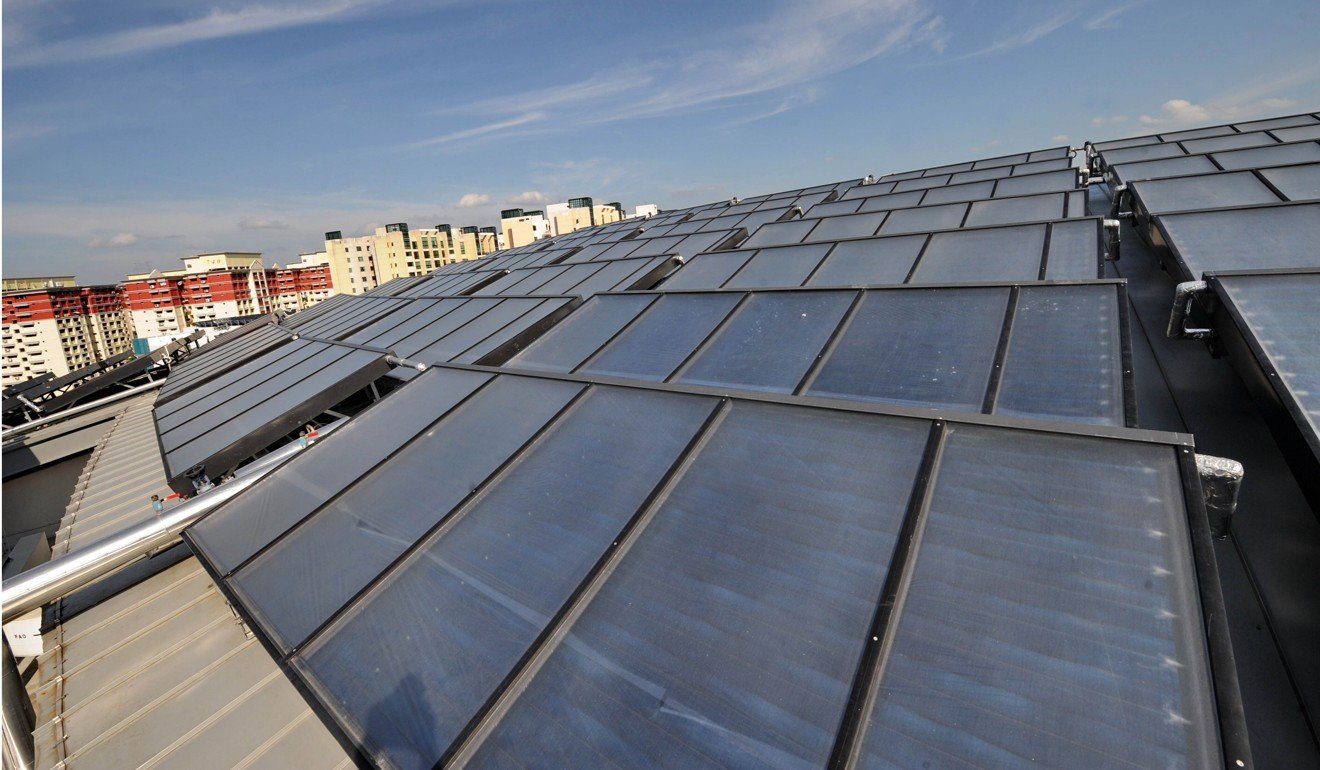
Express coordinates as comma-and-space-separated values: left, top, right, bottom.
30, 557, 352, 769
51, 393, 172, 557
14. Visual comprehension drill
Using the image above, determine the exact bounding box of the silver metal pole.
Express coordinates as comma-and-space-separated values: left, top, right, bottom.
1, 639, 33, 770
1, 420, 342, 622
1, 381, 164, 440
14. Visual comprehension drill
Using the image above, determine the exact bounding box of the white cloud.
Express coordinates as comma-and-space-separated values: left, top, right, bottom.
1137, 96, 1298, 128
88, 232, 140, 248
1052, 134, 1070, 143
967, 139, 1003, 154
507, 191, 548, 205
8, 1, 383, 68
457, 193, 492, 208
405, 0, 944, 147
1086, 1, 1144, 30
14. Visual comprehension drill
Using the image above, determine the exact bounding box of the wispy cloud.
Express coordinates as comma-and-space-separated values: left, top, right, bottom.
404, 0, 944, 148
954, 7, 1080, 59
407, 112, 547, 148
506, 191, 548, 205
238, 217, 290, 230
1086, 1, 1144, 30
87, 232, 141, 248
7, 0, 381, 68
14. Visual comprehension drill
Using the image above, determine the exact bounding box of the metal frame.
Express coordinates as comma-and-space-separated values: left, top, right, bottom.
181, 364, 1251, 768
515, 280, 1138, 428
1197, 268, 1320, 516
879, 144, 1073, 181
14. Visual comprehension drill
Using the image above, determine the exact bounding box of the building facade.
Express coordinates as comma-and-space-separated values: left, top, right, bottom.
547, 197, 625, 237
2, 284, 134, 386
324, 224, 483, 295
499, 209, 552, 249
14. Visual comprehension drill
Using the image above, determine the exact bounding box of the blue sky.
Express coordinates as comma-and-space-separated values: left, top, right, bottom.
4, 0, 1319, 282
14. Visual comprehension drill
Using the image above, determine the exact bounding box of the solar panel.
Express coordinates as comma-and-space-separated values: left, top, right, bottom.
505, 283, 1132, 426
1201, 269, 1320, 511
183, 367, 1236, 770
1106, 141, 1320, 186
158, 325, 294, 404
154, 339, 390, 491
470, 255, 680, 296
746, 193, 1089, 247
1153, 202, 1320, 279
1128, 164, 1320, 224
879, 146, 1073, 182
1086, 111, 1320, 164
665, 220, 1108, 291
824, 168, 1079, 215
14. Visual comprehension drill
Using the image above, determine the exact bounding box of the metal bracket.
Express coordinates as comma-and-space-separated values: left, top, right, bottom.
1167, 281, 1216, 340
1196, 454, 1245, 537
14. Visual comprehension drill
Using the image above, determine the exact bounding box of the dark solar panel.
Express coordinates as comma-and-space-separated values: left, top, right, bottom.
184, 368, 1231, 770
1153, 202, 1320, 279
505, 283, 1132, 425
155, 339, 389, 490
665, 219, 1101, 292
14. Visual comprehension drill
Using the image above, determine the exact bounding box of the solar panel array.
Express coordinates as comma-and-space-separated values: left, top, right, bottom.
186, 368, 1220, 770
1119, 115, 1320, 582
152, 131, 1267, 768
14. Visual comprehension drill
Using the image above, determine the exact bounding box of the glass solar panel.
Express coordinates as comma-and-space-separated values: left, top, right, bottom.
157, 342, 387, 486
1131, 171, 1279, 215
1099, 142, 1187, 166
722, 243, 830, 289
468, 402, 929, 769
1155, 203, 1320, 278
1216, 272, 1320, 440
1181, 131, 1277, 154
994, 284, 1126, 425
297, 386, 717, 769
1112, 155, 1220, 183
503, 294, 656, 373
581, 292, 742, 380
1259, 163, 1320, 200
807, 287, 1008, 411
1044, 219, 1104, 280
855, 425, 1218, 769
909, 225, 1045, 283
807, 236, 926, 286
1212, 141, 1320, 170
964, 193, 1068, 227
1272, 124, 1320, 143
676, 291, 855, 392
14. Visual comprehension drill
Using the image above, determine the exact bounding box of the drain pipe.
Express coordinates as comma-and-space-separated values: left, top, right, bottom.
1, 420, 341, 623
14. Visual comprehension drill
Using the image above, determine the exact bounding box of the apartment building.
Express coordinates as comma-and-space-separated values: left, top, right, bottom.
267, 252, 333, 314
545, 197, 625, 236
324, 223, 483, 295
2, 284, 134, 386
455, 226, 498, 261
2, 276, 76, 292
499, 209, 552, 249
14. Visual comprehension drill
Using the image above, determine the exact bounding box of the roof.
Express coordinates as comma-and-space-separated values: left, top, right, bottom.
30, 556, 352, 769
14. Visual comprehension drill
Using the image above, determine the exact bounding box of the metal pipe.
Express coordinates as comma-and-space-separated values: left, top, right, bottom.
1, 639, 34, 770
1167, 281, 1214, 340
1, 381, 163, 440
384, 355, 429, 372
1, 420, 341, 622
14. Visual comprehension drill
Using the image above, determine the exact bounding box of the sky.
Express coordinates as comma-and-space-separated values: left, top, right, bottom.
3, 0, 1319, 283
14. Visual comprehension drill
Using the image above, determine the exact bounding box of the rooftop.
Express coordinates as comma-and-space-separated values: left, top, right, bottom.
5, 108, 1320, 769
